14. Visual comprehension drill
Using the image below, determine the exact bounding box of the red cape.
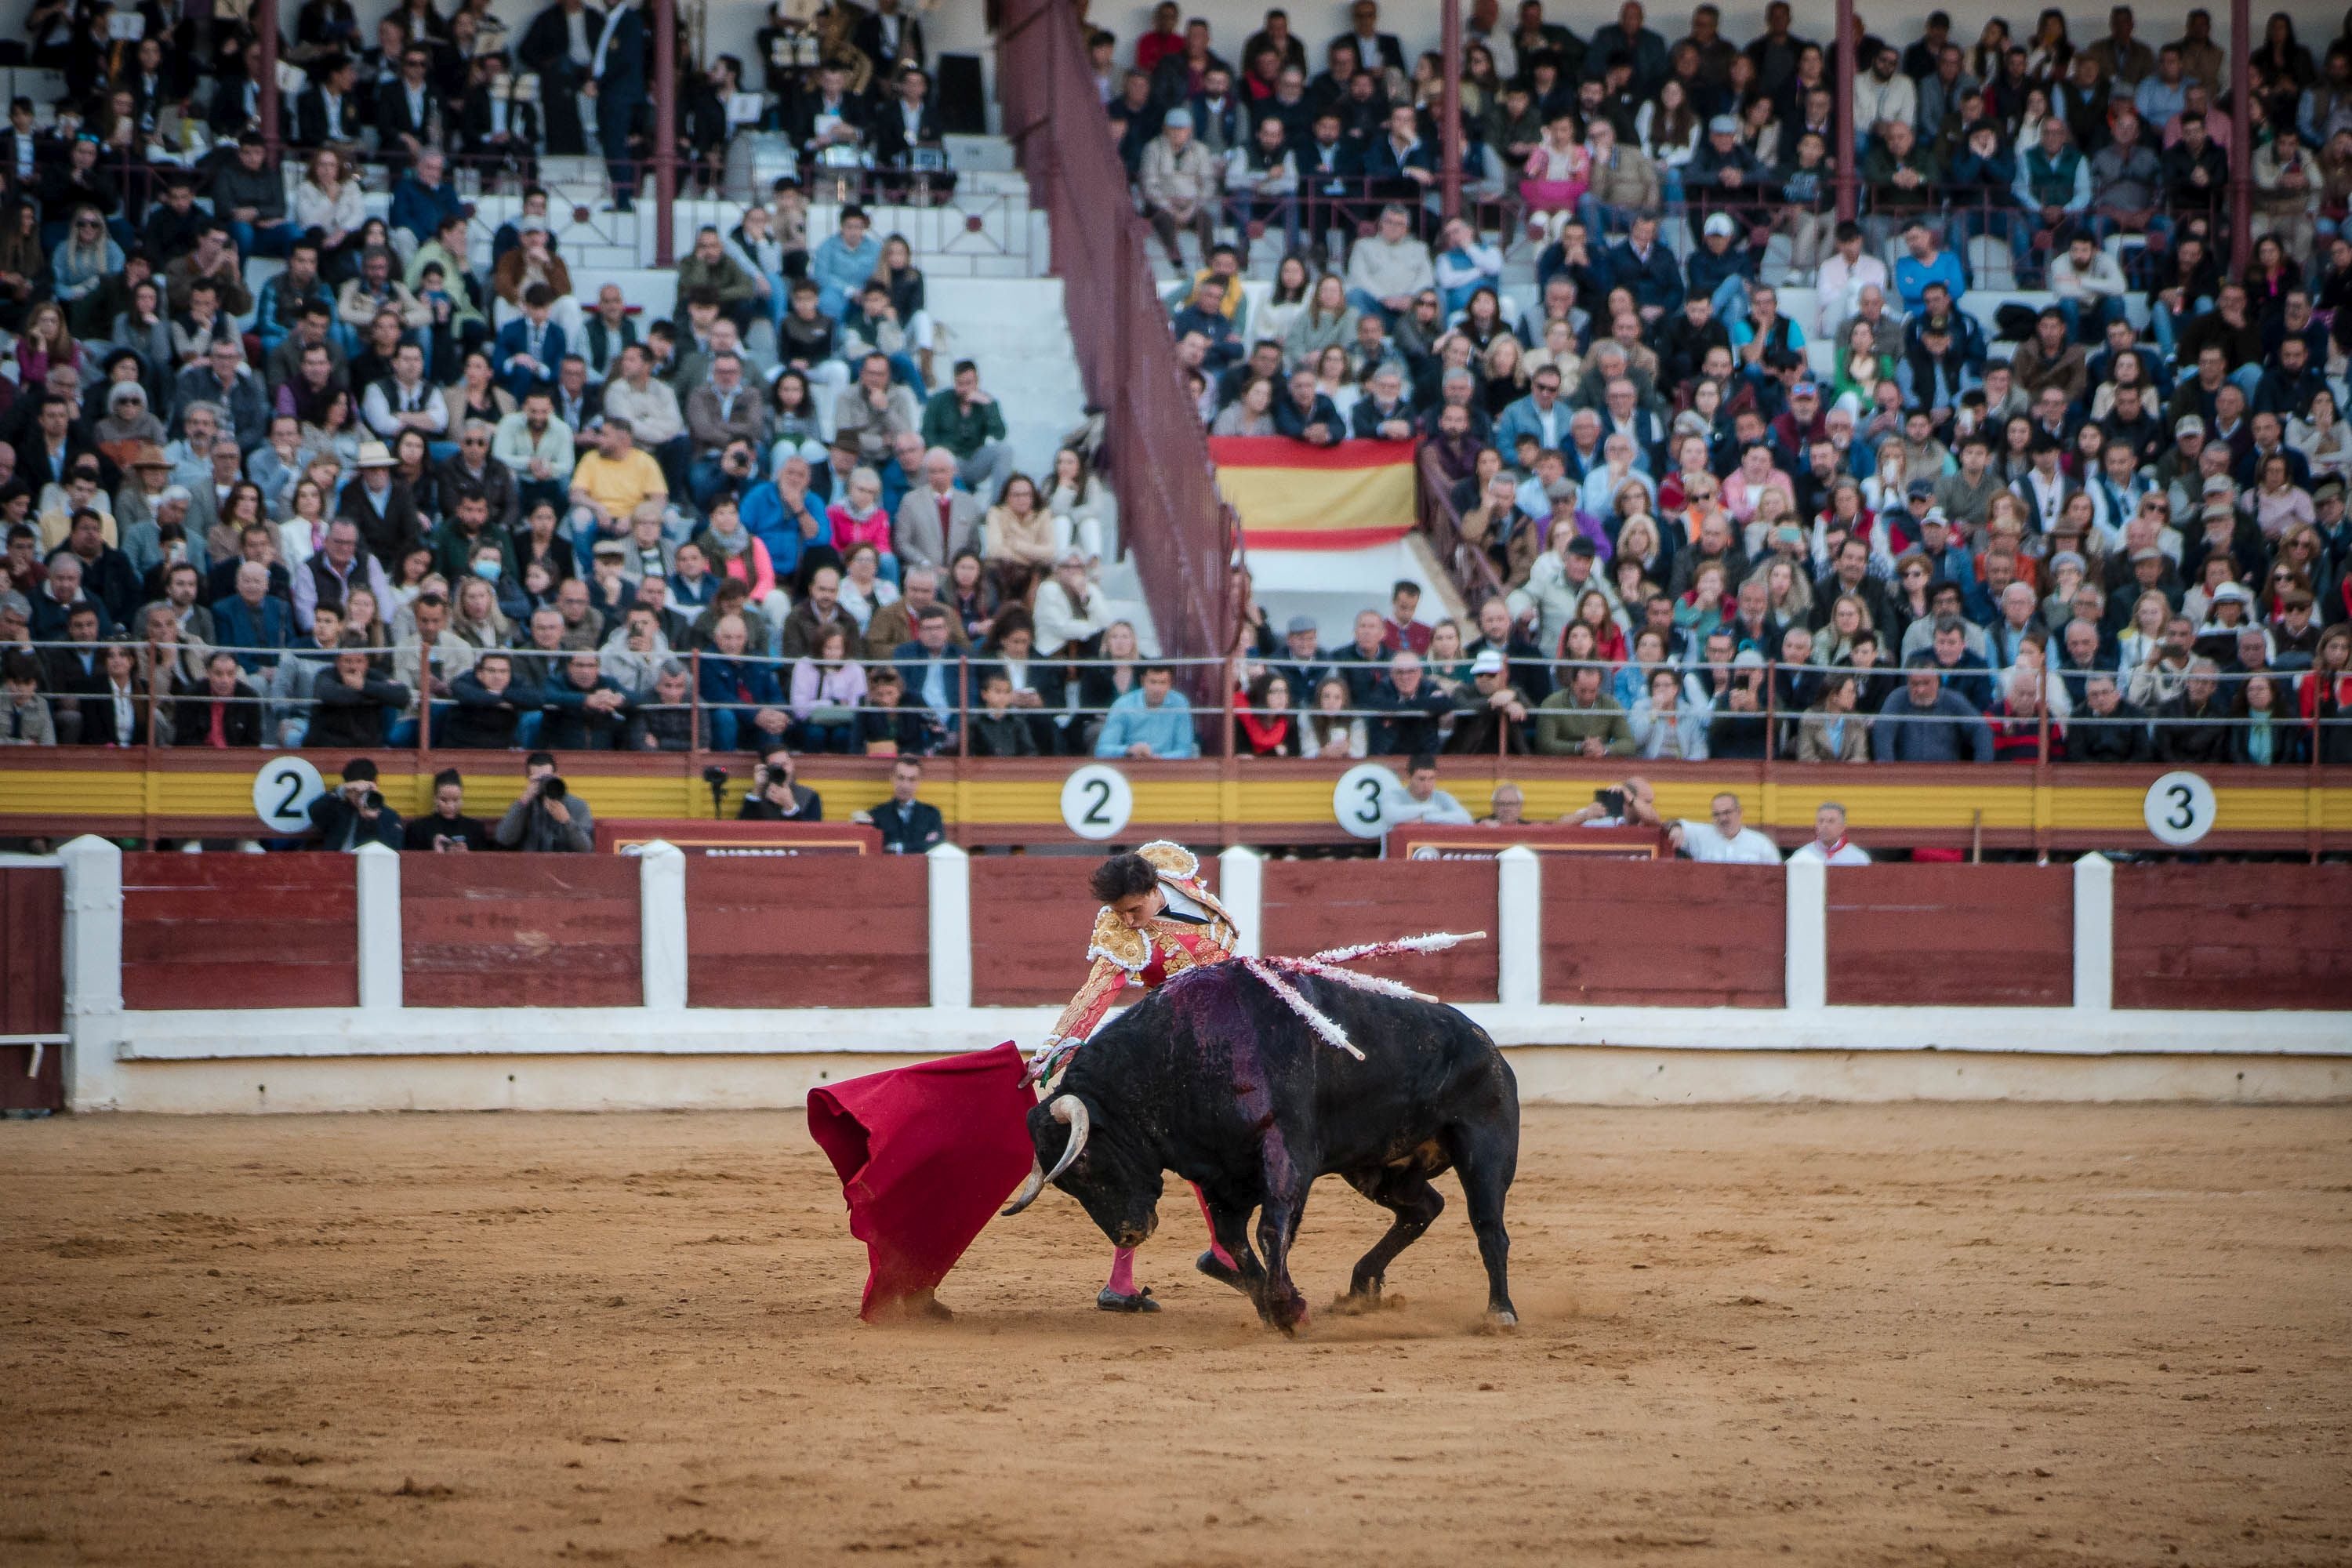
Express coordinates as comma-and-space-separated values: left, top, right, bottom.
806, 1043, 1037, 1321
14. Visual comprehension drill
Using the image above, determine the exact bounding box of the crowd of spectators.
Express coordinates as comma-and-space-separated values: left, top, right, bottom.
11, 0, 950, 217
1112, 2, 2352, 766
0, 0, 1179, 763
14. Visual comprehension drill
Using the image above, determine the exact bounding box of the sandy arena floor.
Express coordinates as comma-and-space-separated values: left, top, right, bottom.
2, 1104, 2347, 1567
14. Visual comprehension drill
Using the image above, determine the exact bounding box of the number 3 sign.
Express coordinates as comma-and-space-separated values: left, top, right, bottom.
1059, 764, 1134, 840
1331, 763, 1408, 840
2143, 771, 2217, 847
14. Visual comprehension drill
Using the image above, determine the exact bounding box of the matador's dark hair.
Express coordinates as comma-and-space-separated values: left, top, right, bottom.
1090, 852, 1159, 904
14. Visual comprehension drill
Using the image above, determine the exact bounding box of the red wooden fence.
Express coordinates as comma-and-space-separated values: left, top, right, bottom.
1542, 861, 1784, 1007
0, 865, 64, 1112
1826, 864, 2074, 1007
2, 866, 63, 1035
969, 856, 1181, 1006
686, 857, 929, 1009
401, 855, 642, 1008
120, 853, 356, 1011
1261, 860, 1500, 1003
2112, 865, 2352, 1012
43, 854, 2352, 1020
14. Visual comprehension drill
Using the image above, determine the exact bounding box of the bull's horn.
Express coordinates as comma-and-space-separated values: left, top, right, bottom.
1000, 1156, 1047, 1218
1040, 1094, 1091, 1184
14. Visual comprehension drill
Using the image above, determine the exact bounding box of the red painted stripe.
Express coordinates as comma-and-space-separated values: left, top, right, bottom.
1207, 436, 1416, 470
1240, 524, 1416, 550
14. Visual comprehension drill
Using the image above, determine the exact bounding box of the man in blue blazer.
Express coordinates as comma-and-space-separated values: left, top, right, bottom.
494, 285, 568, 399
211, 560, 295, 672
1602, 212, 1685, 323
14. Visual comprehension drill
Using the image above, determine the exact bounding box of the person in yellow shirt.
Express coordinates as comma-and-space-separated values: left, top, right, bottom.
37, 460, 116, 550
567, 416, 668, 556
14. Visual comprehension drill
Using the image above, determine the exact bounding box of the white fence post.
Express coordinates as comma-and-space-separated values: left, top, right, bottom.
637, 840, 689, 1011
1496, 845, 1542, 1008
1784, 855, 1828, 1013
1218, 844, 1264, 957
927, 843, 972, 1009
354, 842, 403, 1011
2072, 852, 2114, 1014
55, 835, 123, 1111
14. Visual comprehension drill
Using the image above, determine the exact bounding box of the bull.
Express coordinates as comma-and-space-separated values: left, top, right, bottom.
1001, 960, 1519, 1332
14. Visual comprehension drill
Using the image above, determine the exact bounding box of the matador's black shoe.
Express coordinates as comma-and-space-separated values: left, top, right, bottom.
1096, 1286, 1161, 1312
1196, 1250, 1247, 1293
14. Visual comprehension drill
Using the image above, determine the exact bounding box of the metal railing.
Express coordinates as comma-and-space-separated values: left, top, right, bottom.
999, 0, 1234, 676
10, 640, 2338, 768
1414, 442, 1508, 609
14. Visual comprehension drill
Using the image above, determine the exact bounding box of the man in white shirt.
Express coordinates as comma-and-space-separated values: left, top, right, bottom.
361, 342, 449, 440
1392, 753, 1475, 826
1813, 221, 1889, 337
1671, 791, 1782, 863
1789, 800, 1871, 865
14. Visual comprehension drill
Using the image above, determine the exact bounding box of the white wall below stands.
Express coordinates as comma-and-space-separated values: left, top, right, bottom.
70, 1048, 2352, 1116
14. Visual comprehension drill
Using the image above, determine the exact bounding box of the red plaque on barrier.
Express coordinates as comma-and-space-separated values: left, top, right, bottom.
1385, 824, 1667, 861
595, 820, 884, 855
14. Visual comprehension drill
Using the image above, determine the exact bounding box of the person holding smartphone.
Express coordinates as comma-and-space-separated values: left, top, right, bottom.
1559, 775, 1664, 828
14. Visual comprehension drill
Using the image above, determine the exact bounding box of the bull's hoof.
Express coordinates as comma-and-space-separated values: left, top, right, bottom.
1195, 1250, 1247, 1294
1096, 1287, 1160, 1313
1483, 1308, 1519, 1332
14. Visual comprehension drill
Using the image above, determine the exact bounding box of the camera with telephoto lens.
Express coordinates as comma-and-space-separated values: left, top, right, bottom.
1595, 787, 1627, 818
541, 777, 567, 801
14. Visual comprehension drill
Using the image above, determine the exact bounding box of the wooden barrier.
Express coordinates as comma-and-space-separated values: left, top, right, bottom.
2, 866, 63, 1036
685, 857, 929, 1009
1541, 861, 1784, 1007
401, 855, 643, 1009
120, 854, 357, 1011
1261, 860, 1500, 1003
968, 856, 1160, 1006
1827, 864, 2074, 1007
0, 863, 64, 1113
2112, 865, 2352, 1012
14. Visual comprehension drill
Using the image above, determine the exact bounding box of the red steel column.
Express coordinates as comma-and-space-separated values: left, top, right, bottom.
256, 0, 281, 154
2230, 0, 2252, 272
653, 0, 677, 266
1833, 0, 1857, 222
1439, 0, 1463, 221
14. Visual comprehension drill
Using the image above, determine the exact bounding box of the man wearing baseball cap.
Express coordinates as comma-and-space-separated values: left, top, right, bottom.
1446, 648, 1533, 756
1139, 106, 1216, 269
1688, 114, 1766, 245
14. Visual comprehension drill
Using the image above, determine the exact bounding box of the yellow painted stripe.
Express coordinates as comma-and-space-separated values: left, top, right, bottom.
1216, 462, 1415, 532
3, 768, 2345, 838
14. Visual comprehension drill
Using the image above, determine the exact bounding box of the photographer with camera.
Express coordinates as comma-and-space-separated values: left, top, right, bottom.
493, 750, 597, 852
307, 757, 405, 851
737, 743, 824, 821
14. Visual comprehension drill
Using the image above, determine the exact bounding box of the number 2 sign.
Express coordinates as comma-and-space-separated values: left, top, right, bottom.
252, 756, 327, 833
1059, 764, 1134, 841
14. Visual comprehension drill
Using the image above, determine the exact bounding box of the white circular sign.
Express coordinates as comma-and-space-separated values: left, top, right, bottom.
1332, 763, 1410, 840
252, 756, 327, 833
2143, 771, 2217, 847
1060, 764, 1134, 840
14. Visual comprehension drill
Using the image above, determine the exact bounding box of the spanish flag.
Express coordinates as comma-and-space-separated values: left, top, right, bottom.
1209, 437, 1417, 550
